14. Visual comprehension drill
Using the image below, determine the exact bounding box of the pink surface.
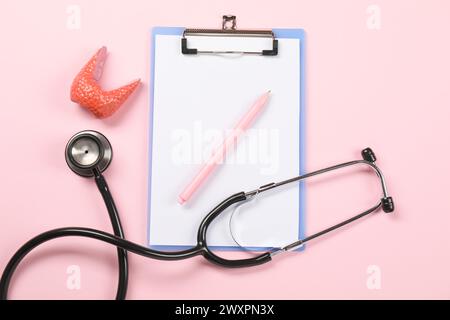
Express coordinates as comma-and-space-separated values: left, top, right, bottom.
0, 0, 449, 299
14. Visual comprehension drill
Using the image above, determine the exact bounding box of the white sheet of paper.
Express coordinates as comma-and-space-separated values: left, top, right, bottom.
149, 34, 301, 249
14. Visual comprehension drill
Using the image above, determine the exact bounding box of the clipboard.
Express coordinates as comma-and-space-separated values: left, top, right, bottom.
148, 16, 306, 251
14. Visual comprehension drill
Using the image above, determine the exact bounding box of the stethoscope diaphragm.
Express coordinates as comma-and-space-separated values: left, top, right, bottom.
65, 130, 113, 177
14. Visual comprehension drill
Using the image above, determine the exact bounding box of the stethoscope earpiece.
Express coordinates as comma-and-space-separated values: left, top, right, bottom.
361, 147, 376, 163
65, 130, 113, 177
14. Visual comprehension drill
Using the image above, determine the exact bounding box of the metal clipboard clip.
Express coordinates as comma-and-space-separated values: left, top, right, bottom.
181, 15, 278, 56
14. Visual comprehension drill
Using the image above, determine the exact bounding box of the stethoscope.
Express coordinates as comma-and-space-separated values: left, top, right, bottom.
0, 130, 394, 300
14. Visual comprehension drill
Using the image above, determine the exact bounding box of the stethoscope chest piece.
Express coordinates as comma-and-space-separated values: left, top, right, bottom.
65, 130, 113, 177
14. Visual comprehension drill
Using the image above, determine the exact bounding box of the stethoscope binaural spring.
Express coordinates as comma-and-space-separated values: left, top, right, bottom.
0, 130, 394, 300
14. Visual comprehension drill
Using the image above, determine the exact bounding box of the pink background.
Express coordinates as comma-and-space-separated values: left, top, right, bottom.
1, 0, 449, 299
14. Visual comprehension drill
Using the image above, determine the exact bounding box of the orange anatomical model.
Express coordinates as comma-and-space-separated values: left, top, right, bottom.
70, 47, 140, 118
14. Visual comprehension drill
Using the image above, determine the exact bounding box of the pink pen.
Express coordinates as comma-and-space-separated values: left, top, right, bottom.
178, 91, 271, 205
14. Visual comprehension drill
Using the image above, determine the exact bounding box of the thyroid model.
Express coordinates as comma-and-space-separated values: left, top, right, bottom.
70, 47, 140, 118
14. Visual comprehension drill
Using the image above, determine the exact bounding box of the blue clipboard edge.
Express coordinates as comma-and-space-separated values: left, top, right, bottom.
147, 27, 306, 252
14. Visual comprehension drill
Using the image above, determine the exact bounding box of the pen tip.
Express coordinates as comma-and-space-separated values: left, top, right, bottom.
177, 196, 186, 206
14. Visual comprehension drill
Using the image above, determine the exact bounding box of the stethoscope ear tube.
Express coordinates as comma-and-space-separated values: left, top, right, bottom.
240, 147, 395, 257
